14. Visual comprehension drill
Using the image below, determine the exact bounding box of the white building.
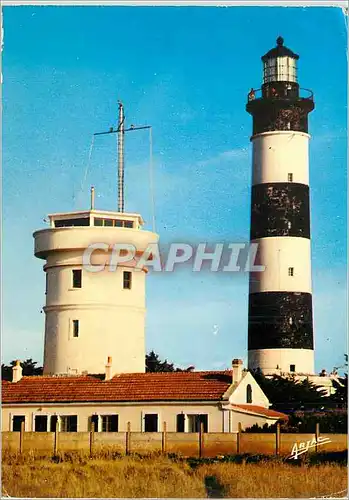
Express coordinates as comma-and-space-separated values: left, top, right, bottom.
2, 360, 287, 433
34, 209, 158, 376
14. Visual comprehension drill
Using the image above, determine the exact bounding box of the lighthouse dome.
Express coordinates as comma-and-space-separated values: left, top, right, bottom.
262, 36, 299, 62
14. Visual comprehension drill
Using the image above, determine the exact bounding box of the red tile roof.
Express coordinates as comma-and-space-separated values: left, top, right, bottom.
2, 371, 233, 404
231, 404, 288, 420
2, 373, 288, 420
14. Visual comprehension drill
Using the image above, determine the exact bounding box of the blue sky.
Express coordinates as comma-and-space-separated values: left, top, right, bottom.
2, 6, 347, 373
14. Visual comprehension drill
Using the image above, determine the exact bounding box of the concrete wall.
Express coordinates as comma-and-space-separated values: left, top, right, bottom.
230, 411, 276, 432
2, 431, 346, 458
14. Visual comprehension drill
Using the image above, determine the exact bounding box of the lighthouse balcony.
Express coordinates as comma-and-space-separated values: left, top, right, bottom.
246, 87, 314, 134
247, 86, 313, 104
246, 87, 314, 119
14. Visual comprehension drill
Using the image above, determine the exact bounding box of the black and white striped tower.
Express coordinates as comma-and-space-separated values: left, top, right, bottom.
246, 37, 315, 375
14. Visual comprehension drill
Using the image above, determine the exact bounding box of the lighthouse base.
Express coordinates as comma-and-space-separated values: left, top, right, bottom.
248, 348, 315, 376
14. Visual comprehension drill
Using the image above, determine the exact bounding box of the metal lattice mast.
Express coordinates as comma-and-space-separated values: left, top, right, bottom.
117, 102, 125, 212
94, 101, 151, 213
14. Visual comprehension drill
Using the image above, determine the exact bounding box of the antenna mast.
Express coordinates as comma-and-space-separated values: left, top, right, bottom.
117, 102, 125, 212
94, 101, 151, 213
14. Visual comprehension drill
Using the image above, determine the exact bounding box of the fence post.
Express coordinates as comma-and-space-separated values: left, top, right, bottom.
90, 422, 95, 457
315, 422, 320, 453
19, 420, 24, 454
275, 422, 280, 456
126, 421, 131, 455
162, 421, 167, 454
237, 422, 242, 454
199, 421, 204, 458
53, 425, 59, 456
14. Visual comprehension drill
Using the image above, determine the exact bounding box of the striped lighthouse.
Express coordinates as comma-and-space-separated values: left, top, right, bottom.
246, 37, 315, 376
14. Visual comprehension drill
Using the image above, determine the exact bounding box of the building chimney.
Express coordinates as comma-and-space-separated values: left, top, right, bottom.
105, 356, 113, 381
12, 360, 23, 383
232, 359, 243, 383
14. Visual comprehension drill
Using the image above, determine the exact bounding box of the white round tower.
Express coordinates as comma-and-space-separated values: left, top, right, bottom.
246, 37, 315, 375
34, 102, 158, 376
34, 210, 158, 375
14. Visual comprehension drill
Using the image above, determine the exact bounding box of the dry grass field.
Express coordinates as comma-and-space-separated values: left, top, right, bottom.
2, 452, 348, 498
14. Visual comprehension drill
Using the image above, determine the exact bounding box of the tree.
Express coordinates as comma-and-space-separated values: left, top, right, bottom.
328, 376, 348, 409
326, 354, 348, 409
1, 358, 43, 381
145, 350, 176, 372
145, 351, 194, 372
252, 370, 328, 413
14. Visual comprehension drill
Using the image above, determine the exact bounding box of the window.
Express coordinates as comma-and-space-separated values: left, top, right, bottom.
144, 414, 158, 432
72, 320, 79, 338
187, 414, 208, 433
290, 364, 296, 373
60, 416, 77, 432
55, 218, 89, 227
288, 173, 293, 182
94, 218, 134, 228
123, 271, 132, 290
288, 267, 294, 276
101, 415, 119, 432
176, 414, 185, 433
246, 384, 252, 404
12, 415, 25, 432
72, 269, 82, 288
35, 415, 48, 432
263, 56, 297, 84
